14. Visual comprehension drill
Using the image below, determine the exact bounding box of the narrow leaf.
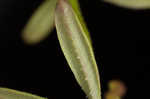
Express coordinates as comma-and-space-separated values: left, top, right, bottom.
104, 0, 150, 10
0, 87, 46, 99
22, 0, 57, 45
55, 0, 101, 99
67, 0, 92, 44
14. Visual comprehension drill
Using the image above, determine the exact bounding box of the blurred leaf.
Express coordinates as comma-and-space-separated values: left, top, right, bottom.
104, 0, 150, 10
22, 0, 58, 45
55, 0, 101, 99
104, 80, 126, 99
68, 0, 92, 44
0, 87, 46, 99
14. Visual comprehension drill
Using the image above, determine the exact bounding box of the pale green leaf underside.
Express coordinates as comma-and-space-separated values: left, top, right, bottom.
0, 88, 46, 99
55, 0, 101, 99
104, 0, 150, 9
22, 0, 57, 45
68, 0, 92, 44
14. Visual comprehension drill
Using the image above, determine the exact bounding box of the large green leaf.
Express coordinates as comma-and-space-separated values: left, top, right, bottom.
55, 0, 101, 99
22, 0, 58, 45
104, 0, 150, 10
0, 87, 46, 99
67, 0, 92, 44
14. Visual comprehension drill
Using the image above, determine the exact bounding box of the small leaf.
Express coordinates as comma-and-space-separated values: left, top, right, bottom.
0, 87, 46, 99
104, 0, 150, 10
104, 80, 127, 99
55, 0, 101, 99
67, 0, 92, 43
22, 0, 58, 45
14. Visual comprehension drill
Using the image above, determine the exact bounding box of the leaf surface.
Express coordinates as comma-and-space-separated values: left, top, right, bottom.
0, 87, 46, 99
22, 0, 58, 45
55, 0, 101, 99
68, 0, 92, 44
104, 0, 150, 9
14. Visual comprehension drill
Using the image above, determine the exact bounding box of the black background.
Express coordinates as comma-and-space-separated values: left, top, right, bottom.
0, 0, 149, 99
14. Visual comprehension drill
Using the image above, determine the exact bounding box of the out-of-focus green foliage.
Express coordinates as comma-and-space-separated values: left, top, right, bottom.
104, 80, 126, 99
55, 1, 101, 99
0, 87, 46, 99
22, 0, 57, 45
104, 0, 150, 10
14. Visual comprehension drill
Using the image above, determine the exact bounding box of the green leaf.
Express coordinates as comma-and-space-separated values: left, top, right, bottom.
55, 0, 101, 99
0, 87, 46, 99
67, 0, 92, 44
104, 0, 150, 10
22, 0, 58, 45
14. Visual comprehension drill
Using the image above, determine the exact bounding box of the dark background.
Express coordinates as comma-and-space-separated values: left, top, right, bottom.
0, 0, 149, 99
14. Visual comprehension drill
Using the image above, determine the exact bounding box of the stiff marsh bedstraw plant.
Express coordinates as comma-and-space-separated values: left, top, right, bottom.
1, 0, 148, 99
